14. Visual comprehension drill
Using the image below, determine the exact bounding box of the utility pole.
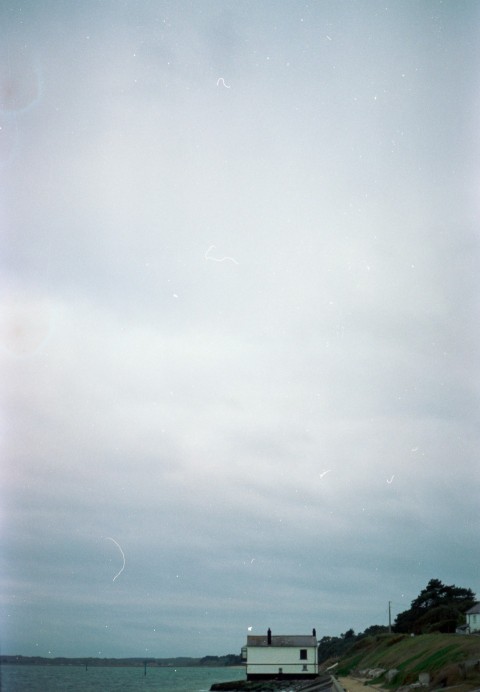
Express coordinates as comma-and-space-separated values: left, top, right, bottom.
388, 601, 392, 633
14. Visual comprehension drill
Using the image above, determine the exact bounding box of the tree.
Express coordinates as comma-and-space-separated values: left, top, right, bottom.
415, 605, 460, 634
317, 625, 389, 664
393, 578, 476, 634
317, 634, 356, 662
359, 625, 388, 638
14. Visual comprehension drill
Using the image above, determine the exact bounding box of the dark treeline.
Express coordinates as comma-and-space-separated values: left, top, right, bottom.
318, 578, 477, 664
1, 654, 242, 667
318, 625, 389, 663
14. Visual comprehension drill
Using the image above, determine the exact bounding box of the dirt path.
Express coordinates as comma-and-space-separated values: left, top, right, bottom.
338, 677, 372, 692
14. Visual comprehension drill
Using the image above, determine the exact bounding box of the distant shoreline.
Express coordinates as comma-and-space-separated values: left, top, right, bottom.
0, 655, 244, 668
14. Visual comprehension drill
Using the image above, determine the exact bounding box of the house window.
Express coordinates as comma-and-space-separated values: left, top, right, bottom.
300, 649, 308, 660
302, 664, 308, 671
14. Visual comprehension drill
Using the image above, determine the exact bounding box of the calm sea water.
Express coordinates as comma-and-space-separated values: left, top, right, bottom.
0, 665, 245, 691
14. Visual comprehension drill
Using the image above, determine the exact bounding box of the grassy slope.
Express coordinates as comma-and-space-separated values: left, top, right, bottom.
334, 633, 480, 688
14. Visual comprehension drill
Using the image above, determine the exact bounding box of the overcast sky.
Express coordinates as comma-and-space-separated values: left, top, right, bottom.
1, 0, 479, 659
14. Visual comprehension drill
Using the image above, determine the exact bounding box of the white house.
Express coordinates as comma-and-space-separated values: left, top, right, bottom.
243, 628, 318, 680
466, 603, 480, 633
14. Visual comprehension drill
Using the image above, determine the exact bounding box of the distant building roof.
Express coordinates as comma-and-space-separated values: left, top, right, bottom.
247, 635, 317, 647
466, 603, 480, 615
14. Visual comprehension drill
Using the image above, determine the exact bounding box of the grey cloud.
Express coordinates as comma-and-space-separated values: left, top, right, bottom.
2, 0, 479, 660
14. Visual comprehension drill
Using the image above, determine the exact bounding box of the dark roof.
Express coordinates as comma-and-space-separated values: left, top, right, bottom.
247, 635, 317, 647
466, 603, 480, 615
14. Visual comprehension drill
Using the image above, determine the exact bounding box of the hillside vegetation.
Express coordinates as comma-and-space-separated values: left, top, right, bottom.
334, 633, 480, 689
318, 579, 476, 667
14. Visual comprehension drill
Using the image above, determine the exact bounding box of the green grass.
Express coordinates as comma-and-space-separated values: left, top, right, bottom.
410, 644, 459, 672
333, 633, 480, 689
